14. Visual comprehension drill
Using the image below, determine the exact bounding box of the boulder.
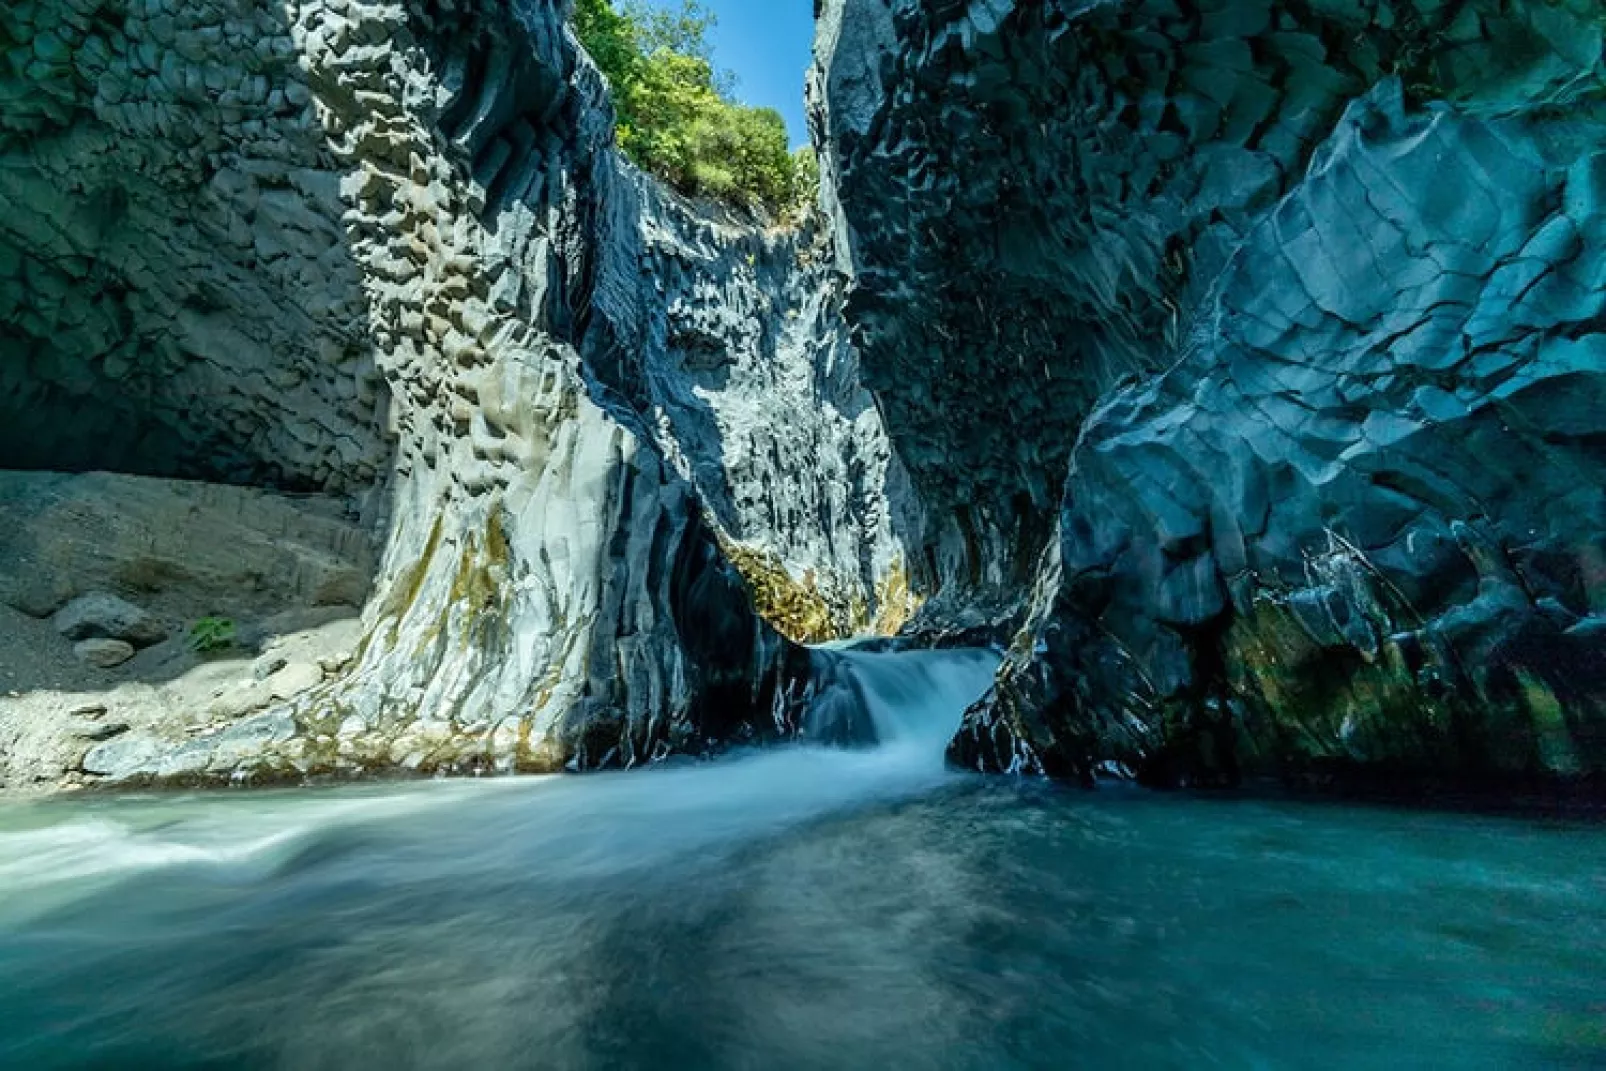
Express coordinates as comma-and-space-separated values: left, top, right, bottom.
72, 638, 136, 669
266, 662, 324, 701
53, 593, 167, 648
81, 734, 163, 778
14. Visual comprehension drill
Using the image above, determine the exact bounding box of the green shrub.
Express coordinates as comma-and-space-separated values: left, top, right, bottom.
573, 0, 816, 219
790, 144, 821, 215
189, 616, 237, 654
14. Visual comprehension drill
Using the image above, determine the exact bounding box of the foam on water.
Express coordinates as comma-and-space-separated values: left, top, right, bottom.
0, 648, 1000, 912
841, 647, 1000, 753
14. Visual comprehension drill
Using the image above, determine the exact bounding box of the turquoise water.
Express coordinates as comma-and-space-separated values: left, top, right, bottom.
1, 652, 1603, 1068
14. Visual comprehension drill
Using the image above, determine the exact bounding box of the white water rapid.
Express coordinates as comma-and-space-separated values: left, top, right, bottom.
0, 648, 1001, 924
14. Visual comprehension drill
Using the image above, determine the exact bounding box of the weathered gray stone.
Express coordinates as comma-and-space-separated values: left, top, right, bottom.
54, 594, 165, 647
81, 733, 163, 778
0, 471, 381, 625
252, 656, 289, 682
265, 662, 321, 701
69, 718, 130, 742
208, 711, 295, 770
933, 4, 1606, 789
156, 740, 217, 779
15, 0, 1602, 802
1, 0, 864, 791
71, 638, 136, 669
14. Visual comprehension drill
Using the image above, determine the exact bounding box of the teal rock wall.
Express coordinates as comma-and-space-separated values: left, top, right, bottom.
920, 1, 1606, 788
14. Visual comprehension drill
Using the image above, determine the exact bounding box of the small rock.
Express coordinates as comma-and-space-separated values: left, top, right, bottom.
210, 711, 297, 767
207, 681, 274, 720
156, 741, 216, 779
253, 656, 289, 681
73, 638, 136, 668
81, 733, 163, 778
71, 720, 131, 742
69, 702, 109, 718
317, 650, 356, 675
54, 593, 167, 648
337, 714, 367, 738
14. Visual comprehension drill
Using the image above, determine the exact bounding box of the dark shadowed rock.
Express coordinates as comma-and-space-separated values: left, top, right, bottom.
941, 10, 1606, 789
10, 0, 1606, 799
70, 719, 130, 743
54, 593, 166, 648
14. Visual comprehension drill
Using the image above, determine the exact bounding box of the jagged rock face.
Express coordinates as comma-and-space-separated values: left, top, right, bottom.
15, 0, 1605, 799
0, 470, 373, 619
815, 0, 1605, 629
0, 0, 389, 490
583, 173, 920, 640
935, 1, 1606, 787
0, 0, 891, 787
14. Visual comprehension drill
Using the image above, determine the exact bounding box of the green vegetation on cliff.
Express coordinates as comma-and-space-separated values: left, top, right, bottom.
572, 0, 815, 218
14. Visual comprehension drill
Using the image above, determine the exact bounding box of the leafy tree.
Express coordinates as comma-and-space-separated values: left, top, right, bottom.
572, 0, 807, 219
631, 1, 711, 62
573, 0, 640, 87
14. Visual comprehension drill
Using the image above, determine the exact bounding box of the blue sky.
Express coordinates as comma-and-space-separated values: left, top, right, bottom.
637, 0, 817, 147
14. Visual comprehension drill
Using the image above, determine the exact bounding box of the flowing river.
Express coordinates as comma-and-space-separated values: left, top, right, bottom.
2, 649, 1604, 1069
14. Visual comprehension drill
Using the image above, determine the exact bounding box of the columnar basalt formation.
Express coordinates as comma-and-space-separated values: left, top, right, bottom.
0, 0, 910, 789
7, 0, 1606, 796
583, 173, 920, 640
833, 0, 1606, 788
0, 0, 391, 491
816, 0, 1606, 626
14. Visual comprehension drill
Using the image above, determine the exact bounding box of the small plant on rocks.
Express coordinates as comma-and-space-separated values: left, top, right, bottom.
189, 616, 237, 654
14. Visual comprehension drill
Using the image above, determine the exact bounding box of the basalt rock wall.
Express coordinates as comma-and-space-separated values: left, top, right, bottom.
581, 170, 921, 642
12, 0, 1606, 795
0, 0, 908, 788
816, 0, 1606, 788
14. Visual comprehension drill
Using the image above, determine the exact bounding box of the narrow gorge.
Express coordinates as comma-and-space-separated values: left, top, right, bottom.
7, 4, 1606, 1066
4, 0, 1605, 800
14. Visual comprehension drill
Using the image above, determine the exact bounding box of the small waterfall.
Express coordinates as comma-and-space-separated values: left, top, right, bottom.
0, 650, 1002, 921
808, 647, 1000, 760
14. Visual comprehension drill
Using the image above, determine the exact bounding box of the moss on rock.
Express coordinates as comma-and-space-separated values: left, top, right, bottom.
717, 535, 840, 644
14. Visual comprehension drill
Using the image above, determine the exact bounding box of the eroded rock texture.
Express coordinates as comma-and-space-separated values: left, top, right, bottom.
915, 0, 1606, 788
0, 0, 389, 489
585, 175, 920, 640
11, 0, 1606, 797
0, 0, 909, 789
